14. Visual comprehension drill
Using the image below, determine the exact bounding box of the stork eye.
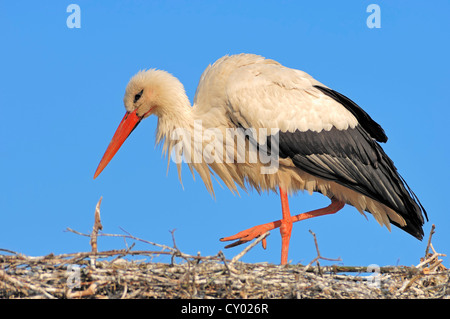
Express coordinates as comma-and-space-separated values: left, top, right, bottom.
134, 89, 143, 103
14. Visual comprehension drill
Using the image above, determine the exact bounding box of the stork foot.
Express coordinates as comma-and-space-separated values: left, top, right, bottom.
220, 195, 345, 265
220, 215, 294, 264
220, 219, 282, 249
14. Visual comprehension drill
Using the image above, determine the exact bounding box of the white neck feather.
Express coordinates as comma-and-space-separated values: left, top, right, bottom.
154, 88, 220, 195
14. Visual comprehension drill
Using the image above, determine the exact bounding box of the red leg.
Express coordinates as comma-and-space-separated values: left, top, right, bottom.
220, 188, 345, 265
291, 198, 345, 223
279, 188, 293, 265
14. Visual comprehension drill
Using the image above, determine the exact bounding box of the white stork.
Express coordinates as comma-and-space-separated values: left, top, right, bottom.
94, 53, 427, 265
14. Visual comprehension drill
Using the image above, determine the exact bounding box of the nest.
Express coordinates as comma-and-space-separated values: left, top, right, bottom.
1, 197, 448, 299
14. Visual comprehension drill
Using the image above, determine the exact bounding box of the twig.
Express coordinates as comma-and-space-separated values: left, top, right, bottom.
66, 227, 227, 262
118, 227, 172, 251
0, 269, 57, 299
110, 242, 136, 264
169, 229, 180, 265
66, 282, 100, 299
396, 227, 447, 295
89, 197, 103, 268
68, 228, 173, 253
416, 250, 445, 269
314, 265, 421, 275
120, 282, 128, 299
304, 230, 341, 273
90, 197, 103, 254
170, 229, 178, 250
230, 231, 270, 264
0, 248, 18, 255
424, 224, 436, 258
218, 251, 238, 274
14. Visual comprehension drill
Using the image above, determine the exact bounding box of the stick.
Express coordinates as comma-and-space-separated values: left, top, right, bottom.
218, 250, 238, 274
89, 197, 103, 268
424, 224, 436, 258
231, 231, 270, 264
304, 230, 341, 273
90, 196, 103, 254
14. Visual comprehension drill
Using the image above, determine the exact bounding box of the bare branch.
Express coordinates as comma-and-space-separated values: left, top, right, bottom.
231, 231, 270, 264
304, 230, 341, 273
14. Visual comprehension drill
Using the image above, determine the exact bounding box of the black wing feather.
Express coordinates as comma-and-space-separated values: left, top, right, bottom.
233, 83, 426, 239
314, 85, 388, 143
278, 125, 427, 239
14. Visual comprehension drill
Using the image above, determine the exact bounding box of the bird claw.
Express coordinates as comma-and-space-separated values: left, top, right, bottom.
262, 237, 267, 250
221, 233, 268, 250
220, 223, 273, 249
222, 239, 249, 249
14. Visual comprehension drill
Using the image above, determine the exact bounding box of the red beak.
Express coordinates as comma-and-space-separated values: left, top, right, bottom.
94, 110, 142, 179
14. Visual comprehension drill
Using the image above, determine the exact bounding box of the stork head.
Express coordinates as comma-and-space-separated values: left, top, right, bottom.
93, 69, 188, 179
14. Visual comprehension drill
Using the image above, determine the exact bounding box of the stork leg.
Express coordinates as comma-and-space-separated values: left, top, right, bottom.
220, 187, 345, 264
279, 187, 293, 265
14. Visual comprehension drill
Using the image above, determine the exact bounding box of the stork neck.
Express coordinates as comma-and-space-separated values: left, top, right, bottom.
155, 98, 195, 149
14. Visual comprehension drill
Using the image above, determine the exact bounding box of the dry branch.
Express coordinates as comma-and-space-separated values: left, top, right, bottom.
303, 230, 342, 274
1, 198, 448, 299
1, 247, 449, 299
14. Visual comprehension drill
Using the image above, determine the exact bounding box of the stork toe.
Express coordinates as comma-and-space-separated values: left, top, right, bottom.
220, 220, 280, 248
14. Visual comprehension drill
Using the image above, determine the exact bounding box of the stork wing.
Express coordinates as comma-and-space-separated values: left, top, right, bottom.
225, 62, 427, 239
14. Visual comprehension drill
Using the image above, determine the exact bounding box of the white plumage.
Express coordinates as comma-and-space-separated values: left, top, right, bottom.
94, 53, 427, 264
207, 55, 358, 133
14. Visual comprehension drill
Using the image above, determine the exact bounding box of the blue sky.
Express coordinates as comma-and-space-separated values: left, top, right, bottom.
1, 1, 449, 268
